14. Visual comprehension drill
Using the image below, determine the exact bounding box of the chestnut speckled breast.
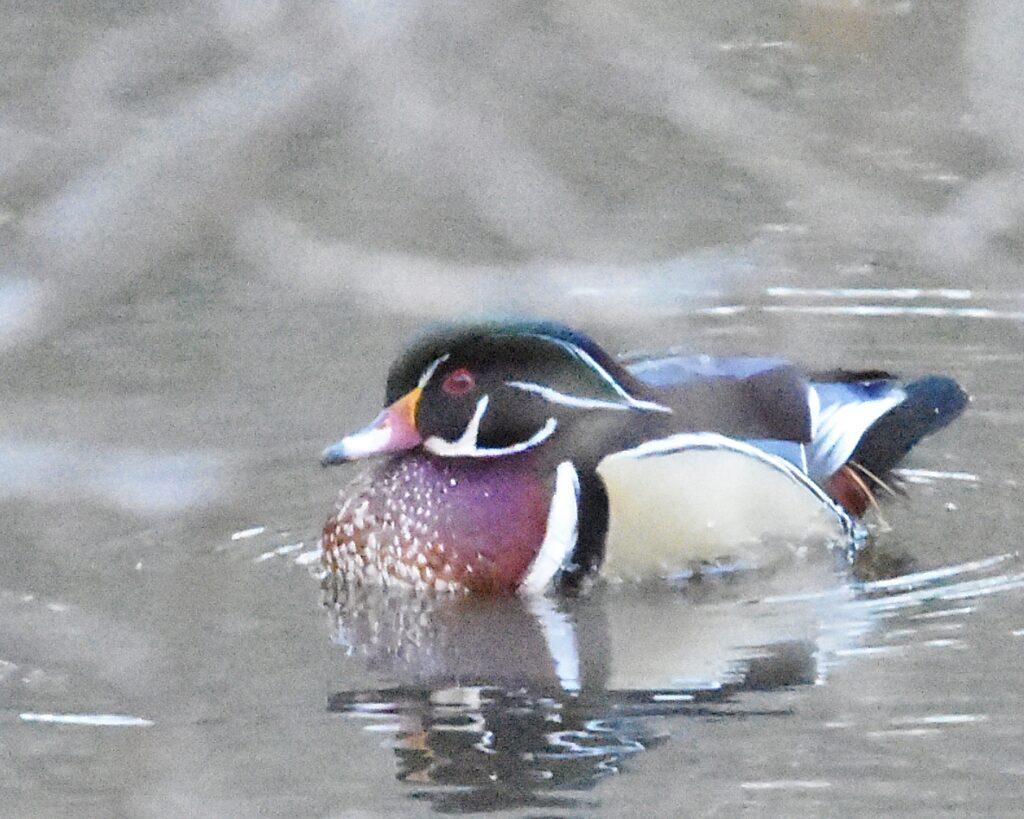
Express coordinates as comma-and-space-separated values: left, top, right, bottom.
323, 451, 560, 594
320, 320, 968, 595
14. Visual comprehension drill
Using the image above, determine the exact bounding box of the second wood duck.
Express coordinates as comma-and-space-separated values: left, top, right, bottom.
320, 320, 968, 595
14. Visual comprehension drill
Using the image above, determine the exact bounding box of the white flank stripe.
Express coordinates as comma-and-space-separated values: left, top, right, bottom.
519, 461, 580, 595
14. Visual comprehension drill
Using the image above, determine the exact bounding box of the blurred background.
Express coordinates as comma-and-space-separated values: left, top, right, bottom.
3, 1, 1023, 816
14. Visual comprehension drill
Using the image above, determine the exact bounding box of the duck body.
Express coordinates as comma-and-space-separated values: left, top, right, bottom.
321, 321, 968, 595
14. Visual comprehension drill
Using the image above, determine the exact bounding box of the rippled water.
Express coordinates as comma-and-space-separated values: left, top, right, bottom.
325, 550, 1024, 813
4, 1, 1024, 816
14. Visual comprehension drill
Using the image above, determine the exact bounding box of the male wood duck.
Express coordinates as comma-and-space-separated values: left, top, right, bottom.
320, 320, 967, 595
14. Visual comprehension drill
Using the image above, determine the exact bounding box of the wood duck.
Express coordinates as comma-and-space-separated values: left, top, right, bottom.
320, 320, 968, 595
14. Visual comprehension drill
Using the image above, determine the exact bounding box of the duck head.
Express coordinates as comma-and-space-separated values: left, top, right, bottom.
321, 321, 670, 466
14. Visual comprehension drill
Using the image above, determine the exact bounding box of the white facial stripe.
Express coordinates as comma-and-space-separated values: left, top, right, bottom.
427, 394, 489, 455
538, 335, 623, 391
424, 409, 558, 458
523, 334, 672, 413
507, 380, 670, 413
519, 461, 580, 595
477, 417, 558, 456
534, 335, 651, 403
417, 353, 450, 388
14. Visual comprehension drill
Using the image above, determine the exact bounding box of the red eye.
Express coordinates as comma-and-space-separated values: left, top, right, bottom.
442, 368, 475, 396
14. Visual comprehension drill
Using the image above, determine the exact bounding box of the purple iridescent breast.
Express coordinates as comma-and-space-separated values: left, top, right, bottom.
322, 451, 553, 594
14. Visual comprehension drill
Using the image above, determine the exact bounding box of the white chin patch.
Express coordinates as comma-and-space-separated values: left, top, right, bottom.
424, 394, 558, 457
518, 461, 580, 595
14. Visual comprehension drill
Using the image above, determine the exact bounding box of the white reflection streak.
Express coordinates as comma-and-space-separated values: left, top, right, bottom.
763, 304, 1024, 321
857, 554, 1015, 593
692, 300, 1024, 321
765, 287, 974, 300
254, 542, 305, 563
528, 596, 581, 694
890, 714, 988, 726
20, 713, 153, 727
894, 468, 980, 484
231, 526, 267, 540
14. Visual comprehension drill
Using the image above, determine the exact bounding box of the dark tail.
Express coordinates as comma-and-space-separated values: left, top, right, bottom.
849, 375, 969, 478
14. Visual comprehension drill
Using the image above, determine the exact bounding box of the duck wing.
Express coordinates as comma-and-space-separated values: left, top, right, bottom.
623, 354, 968, 516
626, 355, 813, 443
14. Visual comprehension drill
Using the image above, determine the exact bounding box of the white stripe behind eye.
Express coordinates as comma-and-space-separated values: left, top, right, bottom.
540, 336, 626, 395
535, 336, 671, 413
507, 380, 671, 413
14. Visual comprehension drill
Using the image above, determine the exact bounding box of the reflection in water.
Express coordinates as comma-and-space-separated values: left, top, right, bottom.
325, 551, 1024, 813
337, 688, 666, 813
